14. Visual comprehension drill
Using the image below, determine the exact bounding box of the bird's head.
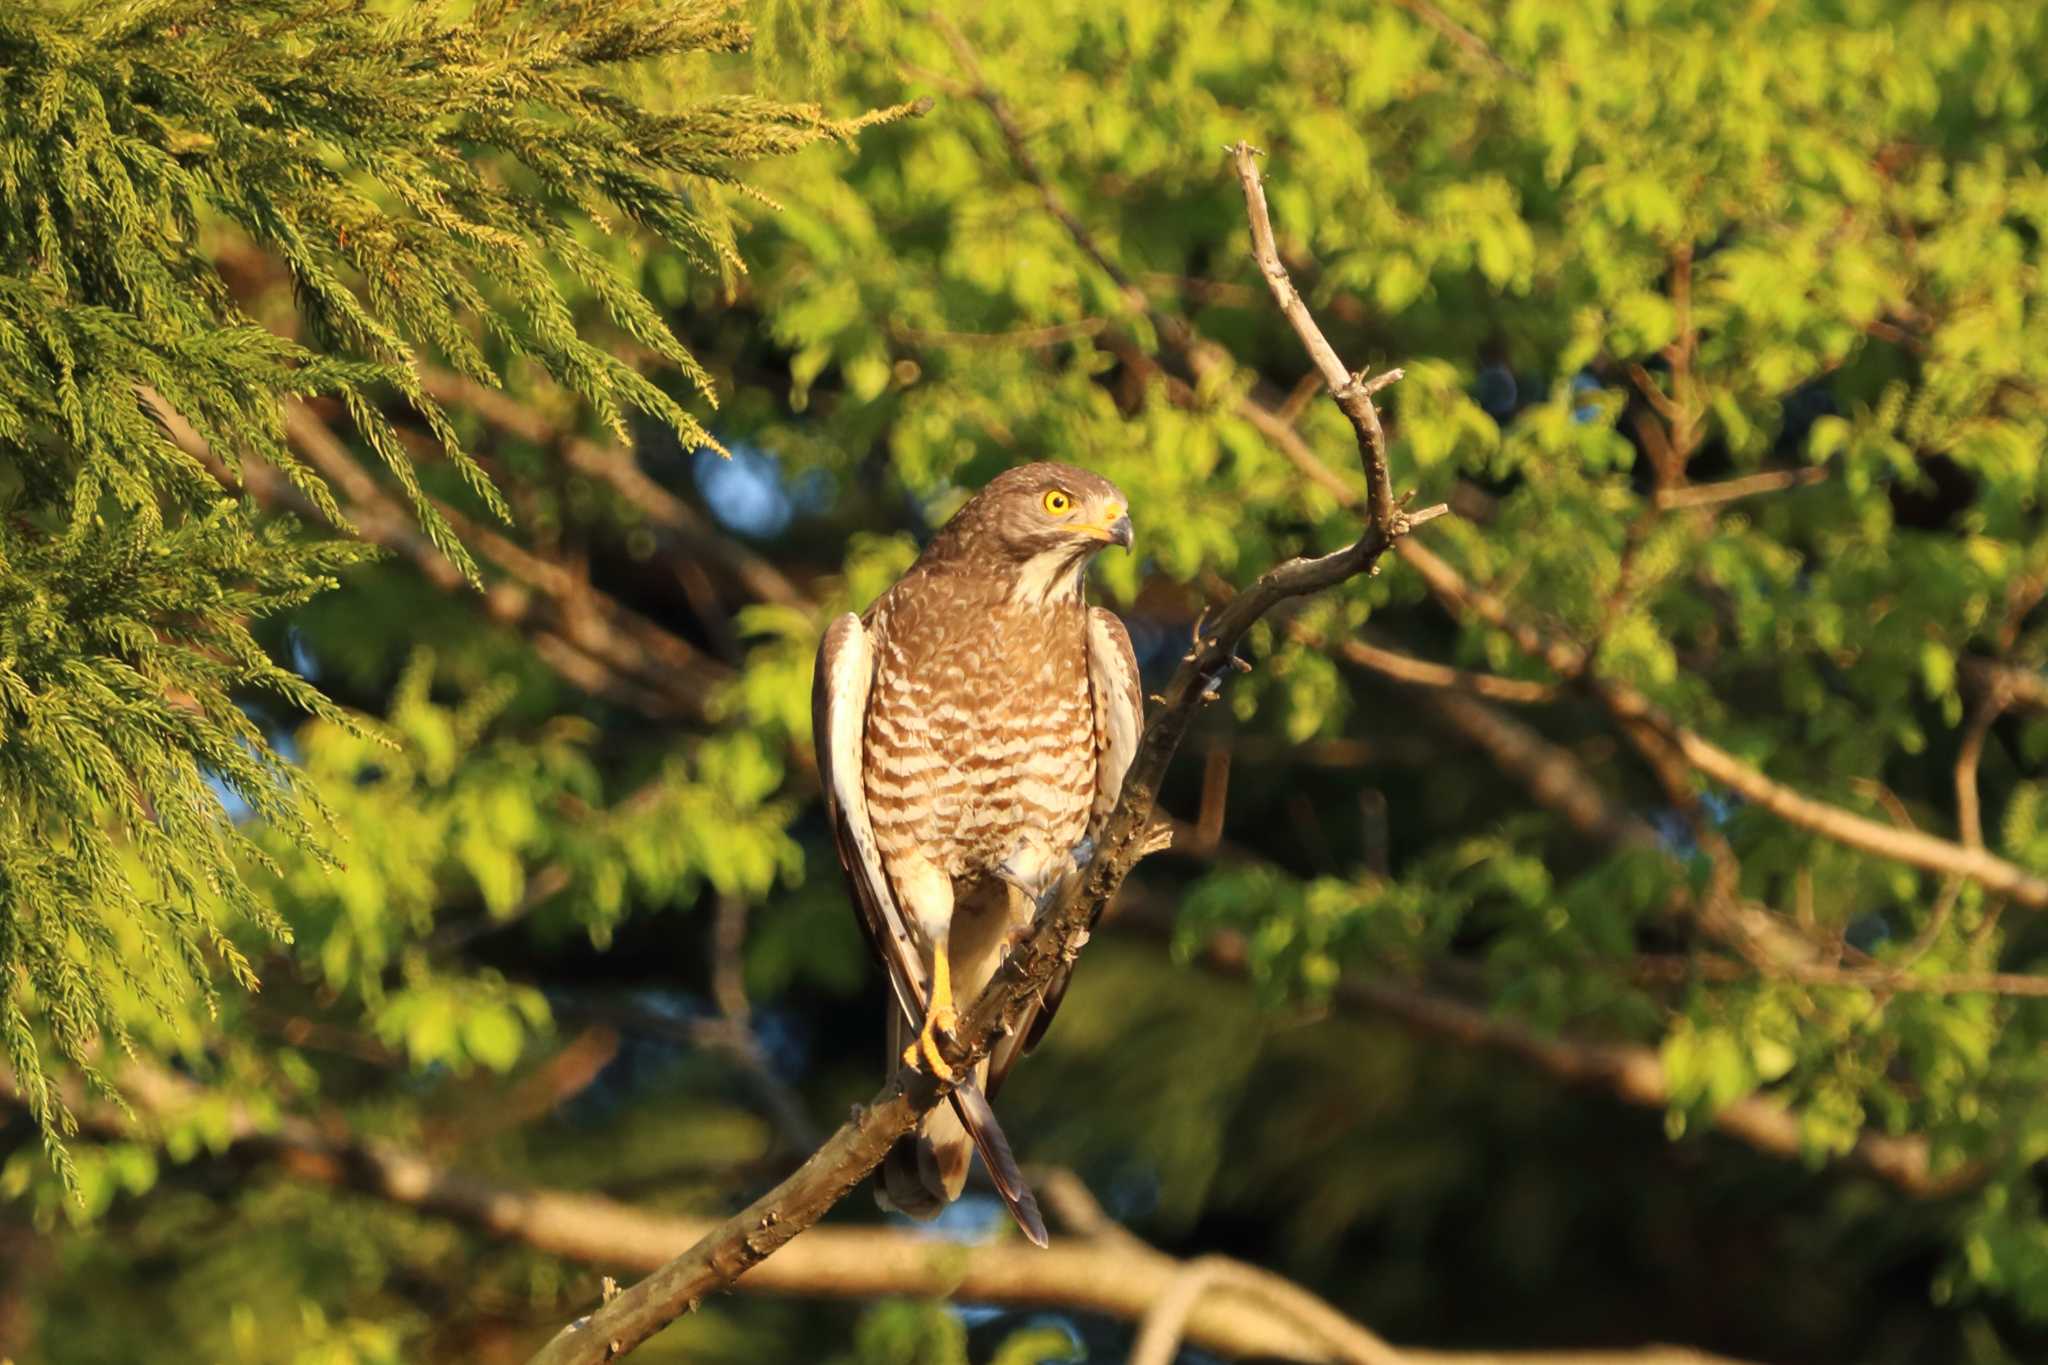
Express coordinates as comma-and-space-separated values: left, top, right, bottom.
929, 461, 1132, 606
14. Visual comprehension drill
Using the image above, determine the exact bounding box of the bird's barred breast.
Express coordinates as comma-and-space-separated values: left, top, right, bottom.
862, 586, 1094, 875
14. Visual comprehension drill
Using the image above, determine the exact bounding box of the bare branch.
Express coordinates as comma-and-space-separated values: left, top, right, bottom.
1631, 953, 2048, 999
1231, 141, 1404, 534
1327, 630, 1560, 705
890, 318, 1109, 350
283, 401, 730, 718
139, 385, 714, 720
1414, 686, 1655, 848
1961, 658, 2048, 714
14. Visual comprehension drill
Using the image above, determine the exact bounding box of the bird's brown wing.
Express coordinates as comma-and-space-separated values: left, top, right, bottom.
1085, 606, 1146, 834
813, 612, 927, 1026
990, 607, 1145, 1094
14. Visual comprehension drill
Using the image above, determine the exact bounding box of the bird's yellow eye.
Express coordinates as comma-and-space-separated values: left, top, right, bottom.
1043, 489, 1073, 515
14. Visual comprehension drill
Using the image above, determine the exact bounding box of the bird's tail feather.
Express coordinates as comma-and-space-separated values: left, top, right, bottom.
950, 1078, 1048, 1247
876, 1013, 1047, 1245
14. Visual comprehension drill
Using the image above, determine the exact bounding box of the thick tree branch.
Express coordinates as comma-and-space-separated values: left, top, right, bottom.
1962, 657, 2048, 714
1651, 467, 1827, 510
5, 1064, 1752, 1365
1413, 686, 1655, 848
521, 145, 1446, 1365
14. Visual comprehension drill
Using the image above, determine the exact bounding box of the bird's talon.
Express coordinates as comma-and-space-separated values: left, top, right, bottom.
904, 1006, 958, 1081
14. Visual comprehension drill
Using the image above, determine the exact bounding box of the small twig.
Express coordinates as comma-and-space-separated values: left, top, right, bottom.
1653, 467, 1829, 510
1954, 690, 2006, 852
559, 999, 819, 1156
891, 318, 1108, 350
1631, 953, 2048, 999
1230, 141, 1412, 538
285, 402, 729, 717
931, 13, 1151, 319
710, 895, 753, 1029
1388, 0, 1529, 81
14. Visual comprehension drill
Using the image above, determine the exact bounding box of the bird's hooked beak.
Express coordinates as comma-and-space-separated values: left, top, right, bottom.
1080, 501, 1134, 550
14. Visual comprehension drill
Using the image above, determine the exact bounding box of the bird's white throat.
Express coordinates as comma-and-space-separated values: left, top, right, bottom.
1006, 547, 1090, 607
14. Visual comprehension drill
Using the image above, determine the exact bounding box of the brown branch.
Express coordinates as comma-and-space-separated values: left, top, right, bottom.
1329, 630, 1560, 705
1232, 142, 1402, 532
1388, 0, 1529, 81
1631, 953, 2048, 999
1962, 658, 2048, 713
1415, 687, 1655, 848
555, 998, 821, 1156
520, 144, 1446, 1365
139, 385, 702, 719
890, 318, 1108, 350
282, 401, 729, 718
932, 15, 1152, 323
9, 1064, 1750, 1365
1138, 915, 1971, 1200
413, 367, 808, 612
1395, 539, 2048, 912
1652, 467, 1828, 510
1131, 1256, 1406, 1365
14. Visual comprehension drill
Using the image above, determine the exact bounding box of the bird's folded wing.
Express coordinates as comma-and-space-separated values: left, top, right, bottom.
1086, 606, 1145, 831
814, 613, 926, 1025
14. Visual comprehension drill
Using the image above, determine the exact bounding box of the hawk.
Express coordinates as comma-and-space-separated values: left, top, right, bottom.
812, 462, 1142, 1246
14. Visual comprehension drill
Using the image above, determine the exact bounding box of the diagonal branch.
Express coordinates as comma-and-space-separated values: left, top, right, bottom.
140, 386, 708, 719
284, 403, 733, 724
1393, 539, 2048, 911
1116, 909, 1973, 1200
520, 146, 1447, 1365
414, 365, 811, 612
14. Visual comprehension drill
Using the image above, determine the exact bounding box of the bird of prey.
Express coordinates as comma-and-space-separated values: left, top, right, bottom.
812, 462, 1142, 1246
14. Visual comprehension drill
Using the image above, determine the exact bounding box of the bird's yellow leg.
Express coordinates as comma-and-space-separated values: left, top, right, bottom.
902, 949, 957, 1080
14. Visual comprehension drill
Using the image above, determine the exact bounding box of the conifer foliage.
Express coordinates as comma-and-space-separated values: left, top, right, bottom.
0, 0, 896, 1164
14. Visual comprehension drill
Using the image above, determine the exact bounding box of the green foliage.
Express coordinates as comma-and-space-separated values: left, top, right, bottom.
12, 0, 2048, 1362
0, 0, 901, 1160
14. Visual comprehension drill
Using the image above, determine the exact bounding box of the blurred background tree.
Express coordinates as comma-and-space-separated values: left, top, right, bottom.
5, 1, 2048, 1363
